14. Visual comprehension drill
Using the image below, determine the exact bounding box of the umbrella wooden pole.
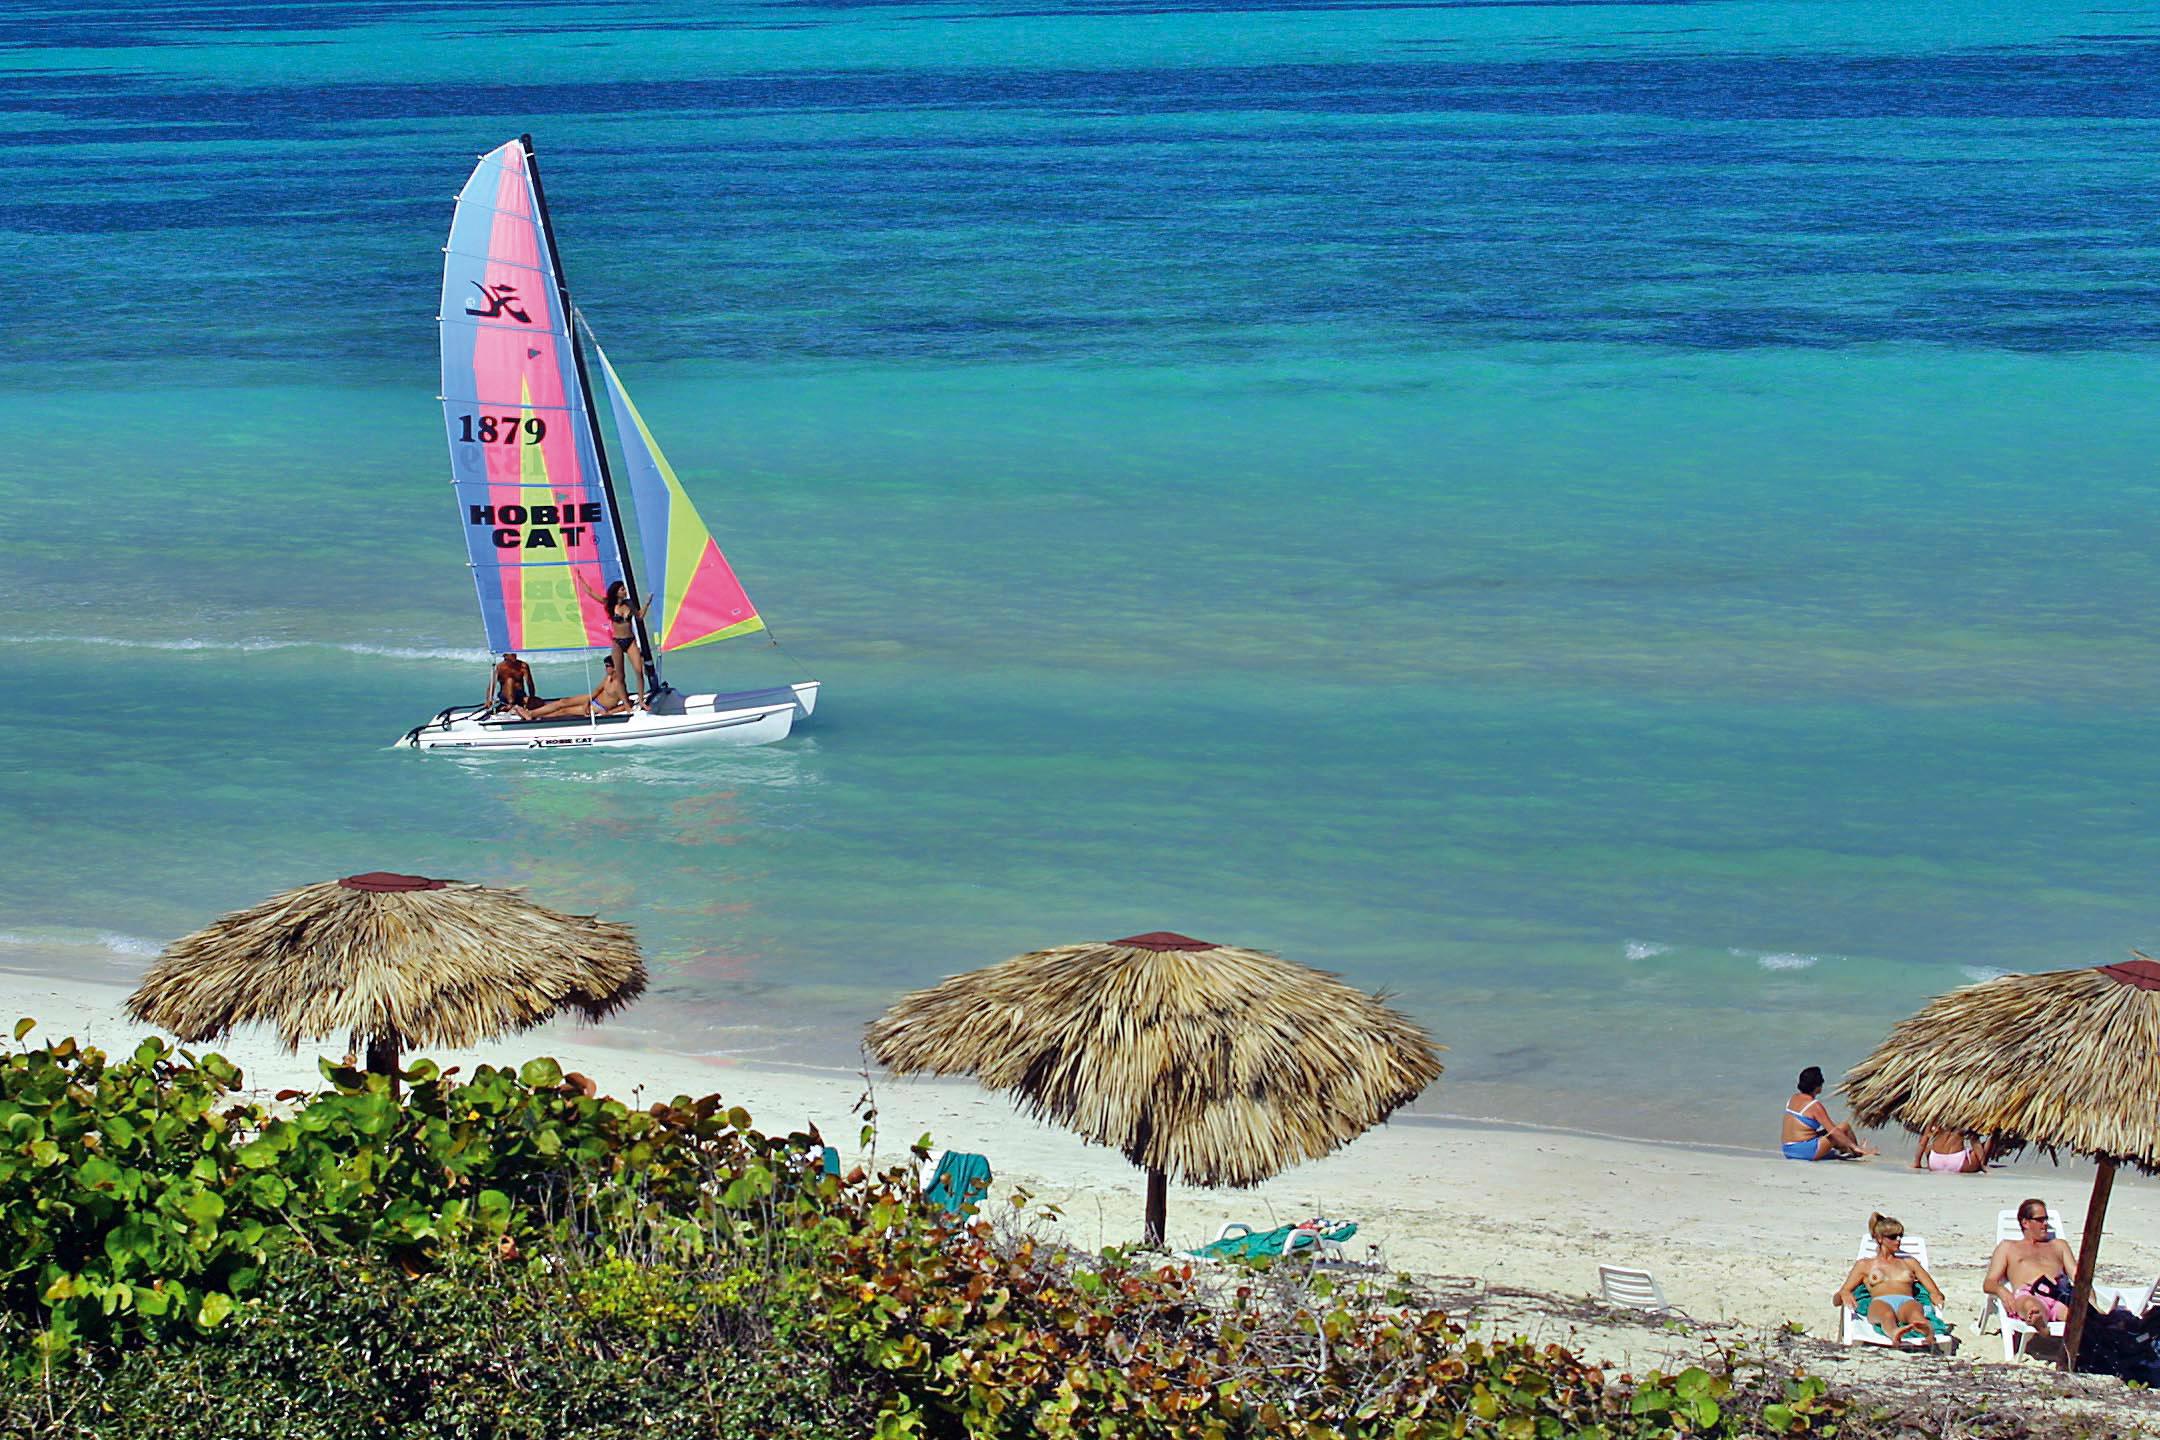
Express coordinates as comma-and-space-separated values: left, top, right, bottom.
1144, 1167, 1167, 1247
364, 1032, 402, 1095
2060, 1158, 2115, 1374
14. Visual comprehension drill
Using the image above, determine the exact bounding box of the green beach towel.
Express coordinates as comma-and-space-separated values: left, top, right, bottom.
925, 1151, 992, 1216
1850, 1281, 1951, 1338
1193, 1221, 1359, 1264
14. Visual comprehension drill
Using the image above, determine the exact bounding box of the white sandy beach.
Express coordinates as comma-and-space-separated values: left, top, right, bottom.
7, 961, 2159, 1397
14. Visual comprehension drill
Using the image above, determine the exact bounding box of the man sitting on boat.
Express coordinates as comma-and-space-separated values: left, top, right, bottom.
486, 652, 542, 714
516, 655, 631, 722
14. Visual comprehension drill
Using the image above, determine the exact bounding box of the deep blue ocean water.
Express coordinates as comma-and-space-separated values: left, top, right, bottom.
4, 0, 2158, 1143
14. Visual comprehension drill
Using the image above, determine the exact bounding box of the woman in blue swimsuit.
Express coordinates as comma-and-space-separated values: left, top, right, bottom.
1781, 1066, 1877, 1161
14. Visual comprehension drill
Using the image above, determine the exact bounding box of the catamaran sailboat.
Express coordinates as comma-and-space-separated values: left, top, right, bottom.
401, 136, 819, 751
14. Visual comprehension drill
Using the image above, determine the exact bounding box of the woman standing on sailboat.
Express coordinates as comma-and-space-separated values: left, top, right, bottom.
578, 574, 652, 707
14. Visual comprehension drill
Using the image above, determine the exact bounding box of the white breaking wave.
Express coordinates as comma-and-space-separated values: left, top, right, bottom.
1757, 952, 1820, 972
62, 634, 291, 653
338, 642, 497, 664
1960, 965, 2013, 984
1623, 940, 1671, 961
14, 634, 499, 665
1725, 946, 1828, 972
0, 929, 162, 957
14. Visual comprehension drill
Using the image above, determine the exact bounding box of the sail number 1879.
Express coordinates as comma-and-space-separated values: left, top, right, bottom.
458, 414, 547, 445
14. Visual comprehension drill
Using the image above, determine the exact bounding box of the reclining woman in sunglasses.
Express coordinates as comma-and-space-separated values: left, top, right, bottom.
1834, 1212, 1946, 1350
1780, 1065, 1877, 1161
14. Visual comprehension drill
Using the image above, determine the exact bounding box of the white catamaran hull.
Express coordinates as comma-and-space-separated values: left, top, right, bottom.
400, 681, 819, 752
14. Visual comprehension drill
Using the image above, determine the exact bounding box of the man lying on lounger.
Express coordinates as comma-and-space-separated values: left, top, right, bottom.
1983, 1198, 2080, 1331
516, 655, 632, 721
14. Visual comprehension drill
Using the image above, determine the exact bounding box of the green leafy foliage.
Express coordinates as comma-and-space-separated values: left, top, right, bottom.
1757, 1372, 1844, 1434
0, 1029, 811, 1367
1627, 1365, 1730, 1434
786, 1201, 1635, 1439
0, 1249, 876, 1440
0, 1032, 270, 1362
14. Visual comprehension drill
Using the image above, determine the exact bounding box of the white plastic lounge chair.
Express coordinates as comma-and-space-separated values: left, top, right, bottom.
2104, 1276, 2160, 1317
1977, 1204, 2071, 1361
1984, 1257, 2155, 1364
1990, 1280, 2153, 1363
1989, 1204, 2065, 1245
1839, 1236, 1949, 1349
1598, 1265, 1680, 1317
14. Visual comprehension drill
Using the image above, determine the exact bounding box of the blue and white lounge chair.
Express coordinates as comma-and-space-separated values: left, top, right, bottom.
1187, 1220, 1358, 1265
1839, 1236, 1951, 1350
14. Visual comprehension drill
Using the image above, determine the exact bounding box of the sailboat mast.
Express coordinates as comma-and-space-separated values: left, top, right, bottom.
519, 133, 661, 696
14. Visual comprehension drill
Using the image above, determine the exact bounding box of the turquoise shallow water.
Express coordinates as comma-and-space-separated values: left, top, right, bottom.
3, 1, 2158, 1145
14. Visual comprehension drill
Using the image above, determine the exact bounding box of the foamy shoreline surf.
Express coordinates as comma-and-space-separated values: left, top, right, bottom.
7, 963, 2156, 1371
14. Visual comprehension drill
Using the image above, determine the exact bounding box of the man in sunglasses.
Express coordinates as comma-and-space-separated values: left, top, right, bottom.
1983, 1199, 2080, 1330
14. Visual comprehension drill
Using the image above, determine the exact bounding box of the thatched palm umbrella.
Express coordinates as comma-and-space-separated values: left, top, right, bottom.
864, 932, 1444, 1246
1844, 953, 2160, 1373
128, 872, 646, 1081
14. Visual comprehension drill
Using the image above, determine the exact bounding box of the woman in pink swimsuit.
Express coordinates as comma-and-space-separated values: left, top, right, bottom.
1912, 1126, 1994, 1173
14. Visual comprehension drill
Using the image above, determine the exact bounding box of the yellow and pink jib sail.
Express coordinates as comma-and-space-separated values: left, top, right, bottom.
441, 138, 760, 666
595, 347, 764, 652
440, 140, 624, 654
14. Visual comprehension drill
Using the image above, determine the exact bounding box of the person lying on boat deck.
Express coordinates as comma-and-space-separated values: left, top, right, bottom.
1984, 1198, 2080, 1329
1834, 1212, 1945, 1350
516, 655, 631, 721
577, 574, 653, 706
1913, 1126, 1996, 1174
1781, 1066, 1877, 1161
486, 652, 541, 713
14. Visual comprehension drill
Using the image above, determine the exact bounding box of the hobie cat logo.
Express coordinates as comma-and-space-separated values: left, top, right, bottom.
466, 281, 533, 323
469, 499, 603, 550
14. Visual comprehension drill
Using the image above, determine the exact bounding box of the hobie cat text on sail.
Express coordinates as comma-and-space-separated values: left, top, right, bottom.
467, 500, 604, 549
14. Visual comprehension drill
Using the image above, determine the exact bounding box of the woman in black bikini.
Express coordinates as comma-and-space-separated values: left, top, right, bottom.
577, 574, 652, 706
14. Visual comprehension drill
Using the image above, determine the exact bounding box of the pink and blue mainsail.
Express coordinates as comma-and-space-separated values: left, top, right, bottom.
440, 141, 622, 654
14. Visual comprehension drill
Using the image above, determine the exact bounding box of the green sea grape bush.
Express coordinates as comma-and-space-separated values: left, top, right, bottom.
0, 1024, 828, 1367
2, 1247, 880, 1440
0, 1026, 274, 1362
786, 1204, 1653, 1439
755, 1177, 1784, 1439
